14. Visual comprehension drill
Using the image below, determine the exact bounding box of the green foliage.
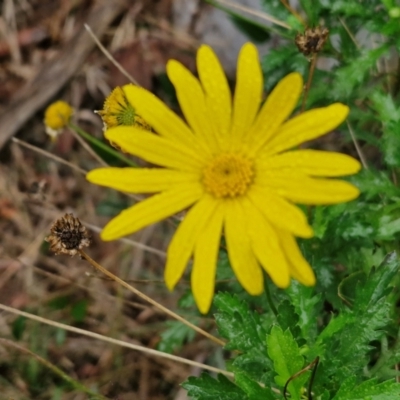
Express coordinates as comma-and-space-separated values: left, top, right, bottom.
332, 378, 400, 399
12, 316, 26, 340
182, 374, 246, 400
266, 326, 308, 399
158, 321, 196, 353
214, 293, 272, 380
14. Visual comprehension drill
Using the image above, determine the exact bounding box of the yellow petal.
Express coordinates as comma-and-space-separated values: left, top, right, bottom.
248, 186, 313, 238
261, 150, 362, 177
101, 184, 203, 240
244, 200, 290, 288
248, 73, 303, 155
122, 84, 206, 154
191, 205, 224, 314
197, 45, 232, 146
278, 230, 316, 286
166, 60, 218, 153
230, 43, 263, 145
87, 167, 198, 193
265, 103, 349, 156
224, 199, 263, 295
257, 171, 360, 204
105, 126, 203, 172
165, 195, 218, 290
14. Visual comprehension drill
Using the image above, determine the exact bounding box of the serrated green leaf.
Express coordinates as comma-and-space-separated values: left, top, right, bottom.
377, 216, 400, 240
330, 1, 367, 16
158, 321, 196, 354
276, 300, 301, 340
316, 313, 355, 346
332, 46, 388, 100
315, 254, 398, 386
354, 252, 399, 312
235, 372, 276, 400
261, 0, 291, 23
182, 373, 245, 400
214, 293, 271, 380
333, 377, 400, 399
214, 293, 266, 353
370, 91, 400, 124
285, 283, 321, 342
266, 326, 308, 400
351, 169, 400, 201
382, 120, 400, 167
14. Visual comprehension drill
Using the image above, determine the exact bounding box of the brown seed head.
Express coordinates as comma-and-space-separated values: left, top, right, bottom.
45, 213, 91, 256
295, 26, 329, 56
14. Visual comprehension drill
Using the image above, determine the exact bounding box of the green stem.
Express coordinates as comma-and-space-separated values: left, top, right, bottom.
263, 273, 278, 317
69, 122, 137, 167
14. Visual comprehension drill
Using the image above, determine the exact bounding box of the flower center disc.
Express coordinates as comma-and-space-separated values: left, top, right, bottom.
203, 153, 254, 198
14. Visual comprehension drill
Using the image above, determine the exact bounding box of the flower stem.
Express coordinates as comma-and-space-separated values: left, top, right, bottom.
301, 53, 317, 113
264, 275, 278, 317
79, 250, 226, 347
69, 122, 137, 167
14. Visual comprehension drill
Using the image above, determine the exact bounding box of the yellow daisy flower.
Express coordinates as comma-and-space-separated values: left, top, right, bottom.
96, 85, 151, 131
44, 100, 73, 139
87, 43, 361, 314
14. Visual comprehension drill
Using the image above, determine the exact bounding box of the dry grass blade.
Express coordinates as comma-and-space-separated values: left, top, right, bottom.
213, 0, 291, 29
0, 303, 234, 378
84, 23, 139, 86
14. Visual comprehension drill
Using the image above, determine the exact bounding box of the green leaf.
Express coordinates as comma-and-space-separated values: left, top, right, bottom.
315, 254, 399, 386
261, 0, 291, 24
71, 300, 88, 323
333, 377, 400, 399
276, 300, 302, 341
285, 283, 321, 342
230, 15, 270, 43
382, 120, 400, 167
12, 316, 26, 340
330, 1, 367, 16
266, 326, 308, 400
353, 252, 399, 312
214, 293, 271, 380
316, 312, 355, 346
235, 372, 276, 400
214, 293, 267, 353
262, 47, 308, 91
182, 373, 245, 400
370, 91, 400, 124
332, 46, 388, 100
157, 321, 196, 354
351, 169, 400, 201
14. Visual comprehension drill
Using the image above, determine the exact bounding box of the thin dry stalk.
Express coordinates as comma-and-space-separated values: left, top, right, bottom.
0, 303, 233, 377
79, 250, 226, 347
346, 121, 368, 169
11, 137, 87, 174
84, 23, 139, 85
279, 0, 305, 26
213, 0, 291, 30
301, 54, 317, 113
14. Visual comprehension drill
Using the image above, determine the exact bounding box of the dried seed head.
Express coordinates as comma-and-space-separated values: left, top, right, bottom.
46, 213, 91, 256
295, 26, 329, 56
